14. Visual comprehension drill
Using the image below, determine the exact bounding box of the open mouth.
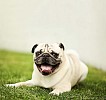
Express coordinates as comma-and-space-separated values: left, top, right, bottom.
34, 53, 61, 76
36, 64, 60, 76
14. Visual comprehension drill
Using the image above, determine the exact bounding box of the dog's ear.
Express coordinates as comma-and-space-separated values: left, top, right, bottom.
59, 43, 65, 50
31, 44, 38, 53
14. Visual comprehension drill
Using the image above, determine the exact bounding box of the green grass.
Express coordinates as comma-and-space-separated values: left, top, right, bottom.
0, 50, 106, 100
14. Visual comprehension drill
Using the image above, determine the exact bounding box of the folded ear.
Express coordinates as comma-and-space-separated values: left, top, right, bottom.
59, 43, 65, 50
31, 44, 38, 53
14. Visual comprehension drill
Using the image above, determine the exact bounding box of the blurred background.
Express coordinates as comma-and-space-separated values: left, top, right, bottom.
0, 0, 106, 71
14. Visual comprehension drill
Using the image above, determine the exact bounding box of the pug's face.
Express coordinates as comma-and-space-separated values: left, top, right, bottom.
32, 43, 65, 76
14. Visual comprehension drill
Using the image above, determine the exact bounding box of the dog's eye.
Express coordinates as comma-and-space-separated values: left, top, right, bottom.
51, 51, 59, 58
36, 50, 42, 56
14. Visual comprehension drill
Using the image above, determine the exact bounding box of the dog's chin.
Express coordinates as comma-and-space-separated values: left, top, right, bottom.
36, 64, 60, 76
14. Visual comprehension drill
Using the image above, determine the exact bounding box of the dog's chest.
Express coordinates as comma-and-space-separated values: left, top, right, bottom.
39, 74, 62, 88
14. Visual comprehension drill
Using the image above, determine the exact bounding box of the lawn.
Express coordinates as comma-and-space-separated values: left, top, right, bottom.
0, 50, 106, 100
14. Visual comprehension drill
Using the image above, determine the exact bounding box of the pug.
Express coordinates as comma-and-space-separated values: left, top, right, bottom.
6, 43, 88, 95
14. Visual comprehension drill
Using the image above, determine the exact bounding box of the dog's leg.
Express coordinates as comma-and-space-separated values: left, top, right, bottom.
78, 62, 88, 82
6, 80, 35, 87
50, 83, 71, 95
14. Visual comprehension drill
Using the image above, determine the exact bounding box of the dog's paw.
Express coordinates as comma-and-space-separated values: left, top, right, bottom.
49, 89, 62, 96
5, 84, 16, 87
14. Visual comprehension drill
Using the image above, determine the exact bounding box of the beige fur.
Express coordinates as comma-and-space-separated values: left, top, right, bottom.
6, 43, 88, 95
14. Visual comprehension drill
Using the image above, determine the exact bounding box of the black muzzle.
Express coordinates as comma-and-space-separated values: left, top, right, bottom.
34, 53, 61, 66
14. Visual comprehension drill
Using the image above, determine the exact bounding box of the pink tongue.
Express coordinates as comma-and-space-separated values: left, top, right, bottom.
41, 65, 52, 71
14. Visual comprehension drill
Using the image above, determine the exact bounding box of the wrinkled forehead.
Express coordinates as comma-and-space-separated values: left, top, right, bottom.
35, 43, 60, 53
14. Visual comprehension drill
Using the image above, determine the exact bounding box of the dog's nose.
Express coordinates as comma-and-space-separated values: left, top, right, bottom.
42, 53, 49, 57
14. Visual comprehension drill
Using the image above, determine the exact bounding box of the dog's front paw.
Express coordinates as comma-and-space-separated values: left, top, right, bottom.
49, 89, 62, 95
5, 84, 17, 87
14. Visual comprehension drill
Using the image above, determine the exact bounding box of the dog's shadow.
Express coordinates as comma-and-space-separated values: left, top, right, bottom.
72, 82, 86, 90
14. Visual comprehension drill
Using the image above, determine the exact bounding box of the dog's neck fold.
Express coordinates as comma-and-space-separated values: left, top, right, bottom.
44, 44, 49, 53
